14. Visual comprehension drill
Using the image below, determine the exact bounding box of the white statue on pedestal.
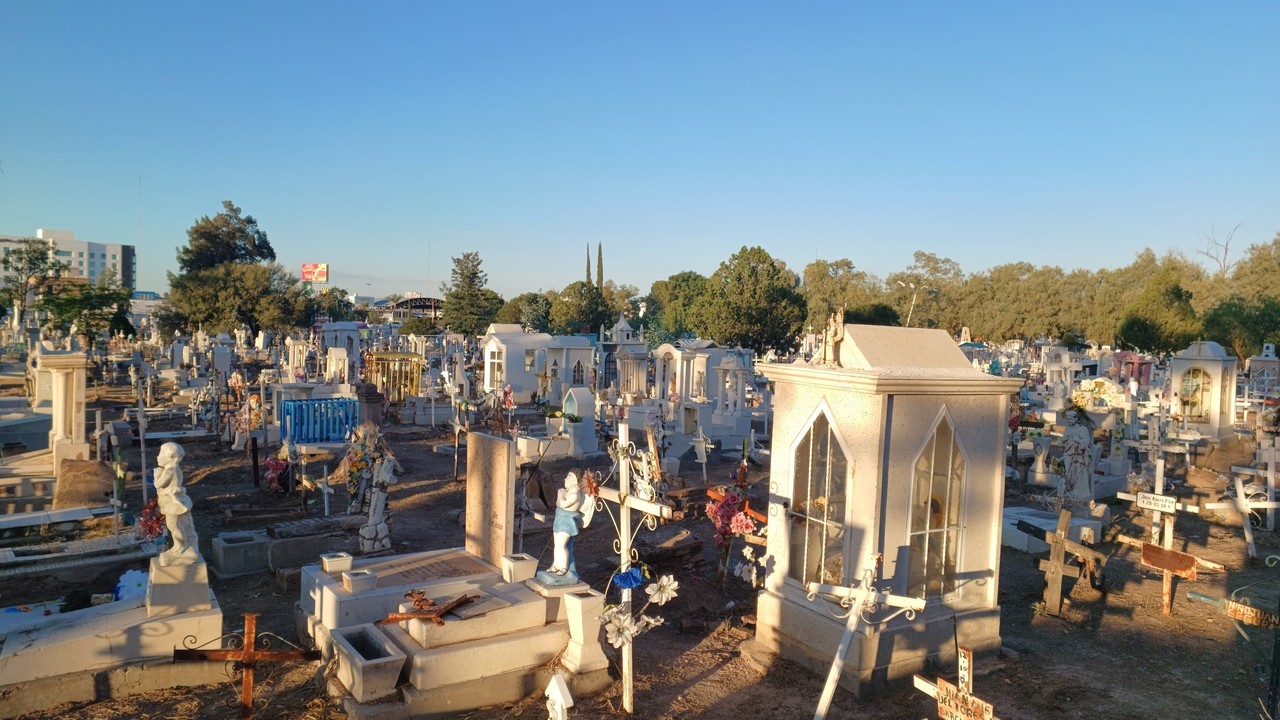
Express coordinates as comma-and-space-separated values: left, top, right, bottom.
155, 442, 200, 566
1061, 409, 1097, 503
542, 472, 595, 583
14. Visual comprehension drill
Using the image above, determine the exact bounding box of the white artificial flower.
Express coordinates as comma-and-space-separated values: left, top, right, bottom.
741, 546, 755, 562
645, 575, 680, 606
604, 609, 639, 648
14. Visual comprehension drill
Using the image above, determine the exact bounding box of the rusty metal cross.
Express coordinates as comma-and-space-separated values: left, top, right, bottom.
173, 612, 321, 718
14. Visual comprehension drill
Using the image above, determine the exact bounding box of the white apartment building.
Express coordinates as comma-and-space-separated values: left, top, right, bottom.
0, 229, 137, 289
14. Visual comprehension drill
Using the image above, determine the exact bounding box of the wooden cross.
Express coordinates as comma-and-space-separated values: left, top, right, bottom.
376, 590, 476, 626
1015, 509, 1107, 616
913, 646, 999, 720
1202, 475, 1280, 560
805, 554, 925, 720
1188, 589, 1280, 718
173, 612, 321, 719
592, 422, 675, 714
1121, 406, 1175, 542
1114, 490, 1223, 615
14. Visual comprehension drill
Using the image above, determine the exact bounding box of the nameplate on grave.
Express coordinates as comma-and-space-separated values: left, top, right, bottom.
1225, 600, 1280, 630
1135, 492, 1177, 514
936, 676, 995, 720
1140, 543, 1197, 580
362, 552, 492, 587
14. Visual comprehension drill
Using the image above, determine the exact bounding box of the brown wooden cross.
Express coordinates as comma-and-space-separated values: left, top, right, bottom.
173, 612, 321, 719
1016, 509, 1107, 616
1115, 490, 1224, 615
913, 646, 999, 720
376, 590, 476, 626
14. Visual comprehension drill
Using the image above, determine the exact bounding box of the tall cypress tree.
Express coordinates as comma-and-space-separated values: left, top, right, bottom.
585, 243, 591, 285
596, 242, 603, 289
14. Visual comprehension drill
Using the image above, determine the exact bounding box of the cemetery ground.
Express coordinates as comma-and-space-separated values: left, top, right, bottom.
5, 380, 1278, 718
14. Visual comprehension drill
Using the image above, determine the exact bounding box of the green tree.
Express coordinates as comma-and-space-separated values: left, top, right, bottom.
176, 201, 276, 274
1114, 268, 1200, 355
845, 303, 901, 326
440, 252, 503, 336
398, 316, 439, 336
2, 237, 67, 332
550, 281, 610, 335
1201, 295, 1280, 359
496, 291, 552, 332
799, 259, 886, 331
310, 287, 355, 322
601, 280, 640, 323
162, 263, 309, 337
37, 272, 132, 348
646, 271, 708, 343
689, 246, 806, 353
1229, 233, 1280, 304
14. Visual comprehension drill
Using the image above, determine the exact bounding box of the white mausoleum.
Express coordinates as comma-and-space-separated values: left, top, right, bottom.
754, 324, 1021, 694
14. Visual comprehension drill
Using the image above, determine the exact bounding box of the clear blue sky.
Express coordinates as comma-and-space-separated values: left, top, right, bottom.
2, 2, 1277, 301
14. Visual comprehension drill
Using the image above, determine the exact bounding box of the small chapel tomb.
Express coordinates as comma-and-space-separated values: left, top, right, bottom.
753, 324, 1021, 695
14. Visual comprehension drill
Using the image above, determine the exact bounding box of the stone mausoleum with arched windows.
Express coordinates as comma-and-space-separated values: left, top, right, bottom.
753, 324, 1022, 695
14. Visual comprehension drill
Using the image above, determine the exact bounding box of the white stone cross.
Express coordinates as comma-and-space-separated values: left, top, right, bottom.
913, 646, 999, 720
805, 554, 925, 720
592, 422, 675, 714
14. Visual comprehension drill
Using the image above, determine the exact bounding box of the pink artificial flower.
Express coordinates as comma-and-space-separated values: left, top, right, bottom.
729, 512, 756, 536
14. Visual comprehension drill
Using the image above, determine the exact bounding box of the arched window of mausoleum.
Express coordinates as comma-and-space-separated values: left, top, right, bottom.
1179, 368, 1210, 423
907, 409, 967, 598
787, 406, 851, 587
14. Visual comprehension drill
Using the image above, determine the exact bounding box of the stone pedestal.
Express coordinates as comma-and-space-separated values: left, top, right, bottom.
526, 577, 590, 624
562, 589, 607, 673
145, 557, 213, 618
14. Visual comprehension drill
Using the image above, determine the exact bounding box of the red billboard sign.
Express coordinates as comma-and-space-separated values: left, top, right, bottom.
301, 263, 329, 283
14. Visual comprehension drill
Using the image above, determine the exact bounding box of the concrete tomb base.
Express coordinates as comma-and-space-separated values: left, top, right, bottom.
299, 548, 613, 717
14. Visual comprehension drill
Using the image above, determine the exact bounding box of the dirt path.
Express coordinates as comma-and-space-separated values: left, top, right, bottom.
9, 384, 1279, 719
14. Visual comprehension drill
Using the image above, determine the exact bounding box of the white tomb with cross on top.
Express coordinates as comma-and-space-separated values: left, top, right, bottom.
752, 324, 1021, 697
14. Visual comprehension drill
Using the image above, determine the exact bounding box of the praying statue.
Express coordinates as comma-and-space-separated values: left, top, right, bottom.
542, 471, 596, 584
155, 442, 200, 566
1061, 409, 1096, 502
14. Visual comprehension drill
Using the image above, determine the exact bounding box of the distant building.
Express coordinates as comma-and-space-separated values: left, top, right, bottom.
0, 229, 137, 289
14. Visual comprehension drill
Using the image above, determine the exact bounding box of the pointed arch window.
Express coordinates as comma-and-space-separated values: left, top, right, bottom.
908, 413, 965, 598
572, 360, 585, 385
788, 410, 850, 586
1179, 368, 1210, 422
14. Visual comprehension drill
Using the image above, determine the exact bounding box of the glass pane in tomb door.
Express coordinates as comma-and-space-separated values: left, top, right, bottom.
788, 430, 814, 584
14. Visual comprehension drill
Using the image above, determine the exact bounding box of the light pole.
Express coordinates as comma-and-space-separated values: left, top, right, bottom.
896, 281, 931, 327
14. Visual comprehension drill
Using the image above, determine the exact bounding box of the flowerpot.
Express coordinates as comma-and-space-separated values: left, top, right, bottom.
331, 623, 407, 703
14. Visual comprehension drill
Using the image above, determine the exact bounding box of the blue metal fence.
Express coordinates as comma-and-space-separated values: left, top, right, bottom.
280, 398, 360, 444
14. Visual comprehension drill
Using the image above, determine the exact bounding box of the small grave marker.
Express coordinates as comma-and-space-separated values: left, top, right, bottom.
1016, 509, 1107, 616
173, 612, 320, 719
1115, 490, 1221, 615
913, 646, 999, 720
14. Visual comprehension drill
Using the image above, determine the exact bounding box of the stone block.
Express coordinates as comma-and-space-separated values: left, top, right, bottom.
209, 531, 270, 578
322, 552, 354, 573
500, 553, 537, 583
402, 583, 545, 649
405, 624, 569, 692
145, 558, 212, 617
50, 459, 115, 510
331, 623, 407, 703
0, 597, 222, 686
343, 569, 377, 594
526, 577, 590, 624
